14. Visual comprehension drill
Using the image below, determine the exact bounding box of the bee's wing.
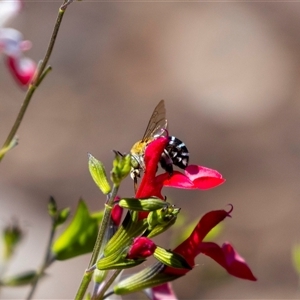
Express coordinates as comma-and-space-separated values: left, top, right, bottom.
142, 100, 168, 141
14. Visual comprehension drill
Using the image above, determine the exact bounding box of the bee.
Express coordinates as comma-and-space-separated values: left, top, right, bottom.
130, 100, 189, 187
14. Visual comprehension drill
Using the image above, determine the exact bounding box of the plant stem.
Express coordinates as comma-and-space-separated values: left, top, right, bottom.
0, 0, 71, 162
26, 219, 56, 300
75, 186, 119, 300
95, 270, 122, 300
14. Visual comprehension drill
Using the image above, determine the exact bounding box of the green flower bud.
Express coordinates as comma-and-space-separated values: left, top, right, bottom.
88, 153, 111, 195
0, 270, 37, 287
48, 196, 57, 217
2, 220, 23, 260
147, 205, 180, 231
111, 152, 131, 187
118, 197, 167, 212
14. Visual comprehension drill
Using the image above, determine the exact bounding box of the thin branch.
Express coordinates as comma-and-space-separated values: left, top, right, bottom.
0, 0, 70, 162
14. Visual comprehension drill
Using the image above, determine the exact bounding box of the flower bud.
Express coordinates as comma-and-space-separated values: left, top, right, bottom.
127, 237, 156, 260
147, 204, 180, 231
2, 220, 23, 260
111, 152, 131, 187
88, 153, 111, 195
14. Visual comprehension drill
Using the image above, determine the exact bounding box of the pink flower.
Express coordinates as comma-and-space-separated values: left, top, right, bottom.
0, 0, 36, 87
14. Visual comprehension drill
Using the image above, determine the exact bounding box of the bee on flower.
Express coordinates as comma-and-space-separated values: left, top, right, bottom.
130, 100, 190, 189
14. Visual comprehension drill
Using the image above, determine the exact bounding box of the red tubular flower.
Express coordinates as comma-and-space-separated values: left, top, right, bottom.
135, 137, 225, 200
163, 207, 256, 281
133, 138, 255, 283
127, 237, 156, 260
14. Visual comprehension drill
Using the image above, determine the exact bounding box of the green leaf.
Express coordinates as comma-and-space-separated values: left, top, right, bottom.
0, 270, 37, 287
52, 200, 100, 260
153, 246, 191, 270
88, 153, 111, 195
292, 244, 300, 275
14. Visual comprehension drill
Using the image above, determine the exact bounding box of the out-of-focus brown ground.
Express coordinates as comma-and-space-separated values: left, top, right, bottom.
1, 2, 300, 299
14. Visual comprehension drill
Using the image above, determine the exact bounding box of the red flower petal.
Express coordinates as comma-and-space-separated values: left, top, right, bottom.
185, 165, 223, 181
185, 165, 225, 190
192, 176, 226, 190
146, 283, 178, 300
199, 241, 257, 281
164, 208, 231, 276
157, 171, 194, 189
222, 242, 257, 281
127, 237, 156, 259
135, 137, 169, 200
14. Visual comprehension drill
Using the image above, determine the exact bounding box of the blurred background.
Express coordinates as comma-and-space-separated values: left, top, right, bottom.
1, 1, 300, 299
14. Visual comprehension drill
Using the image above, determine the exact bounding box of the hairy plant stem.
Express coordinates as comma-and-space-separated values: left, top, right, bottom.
75, 185, 119, 300
0, 0, 72, 162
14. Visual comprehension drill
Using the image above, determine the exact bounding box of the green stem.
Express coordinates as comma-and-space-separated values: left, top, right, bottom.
0, 0, 70, 162
75, 186, 119, 300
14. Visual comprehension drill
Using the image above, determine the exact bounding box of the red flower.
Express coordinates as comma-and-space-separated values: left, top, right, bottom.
127, 237, 156, 260
163, 207, 256, 281
135, 137, 225, 200
145, 282, 178, 300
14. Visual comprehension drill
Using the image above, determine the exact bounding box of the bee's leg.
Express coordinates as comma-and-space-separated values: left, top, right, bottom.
134, 176, 138, 194
160, 149, 173, 176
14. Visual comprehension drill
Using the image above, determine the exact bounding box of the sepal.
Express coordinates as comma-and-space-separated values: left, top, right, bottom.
153, 246, 191, 270
113, 262, 178, 295
118, 197, 167, 212
104, 212, 148, 257
97, 248, 145, 270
